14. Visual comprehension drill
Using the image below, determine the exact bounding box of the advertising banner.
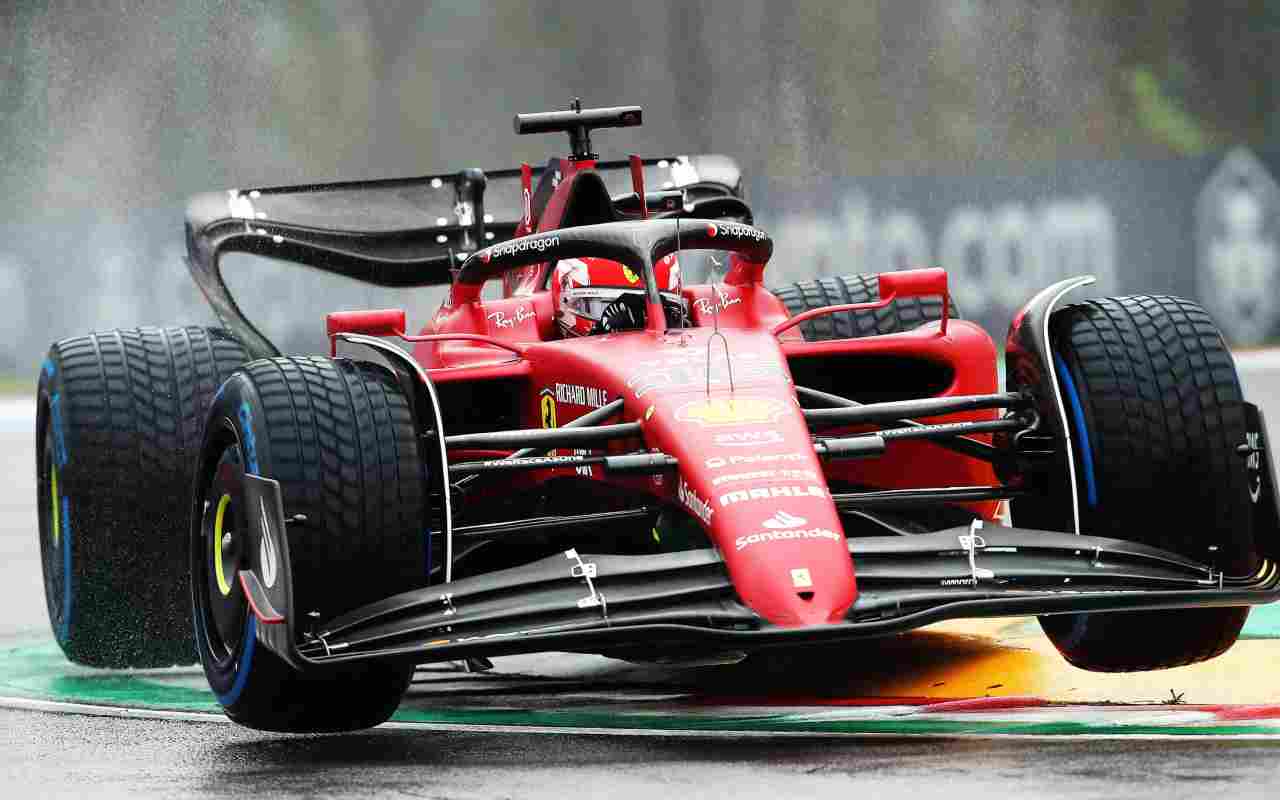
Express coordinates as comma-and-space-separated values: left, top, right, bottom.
750, 147, 1280, 346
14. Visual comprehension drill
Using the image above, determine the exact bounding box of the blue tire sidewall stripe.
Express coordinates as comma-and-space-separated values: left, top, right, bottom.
1055, 352, 1099, 509
236, 398, 259, 475
50, 393, 69, 469
202, 378, 261, 708
215, 617, 256, 707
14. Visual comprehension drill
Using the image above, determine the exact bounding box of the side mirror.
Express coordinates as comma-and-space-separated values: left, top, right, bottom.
878, 268, 949, 333
325, 309, 407, 352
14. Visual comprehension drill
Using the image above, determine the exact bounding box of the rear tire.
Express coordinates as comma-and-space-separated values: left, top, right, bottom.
773, 274, 955, 340
1020, 296, 1257, 672
192, 356, 427, 732
36, 327, 247, 667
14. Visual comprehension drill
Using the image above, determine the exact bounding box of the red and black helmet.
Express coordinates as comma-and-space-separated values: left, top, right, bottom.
552, 254, 684, 336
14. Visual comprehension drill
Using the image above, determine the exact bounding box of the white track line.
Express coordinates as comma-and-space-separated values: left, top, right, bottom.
0, 396, 34, 434
2, 694, 1278, 740
1234, 349, 1280, 373
0, 695, 226, 724
0, 396, 34, 414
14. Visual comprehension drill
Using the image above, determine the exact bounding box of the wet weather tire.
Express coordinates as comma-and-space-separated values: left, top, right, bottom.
773, 274, 956, 340
1026, 296, 1257, 672
192, 356, 427, 732
36, 327, 248, 668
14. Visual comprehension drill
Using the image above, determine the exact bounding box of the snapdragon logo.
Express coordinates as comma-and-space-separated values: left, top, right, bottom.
706, 221, 768, 241
481, 234, 561, 263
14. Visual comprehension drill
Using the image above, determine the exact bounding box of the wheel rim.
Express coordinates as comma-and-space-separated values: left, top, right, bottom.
37, 407, 70, 642
212, 494, 234, 598
196, 444, 249, 670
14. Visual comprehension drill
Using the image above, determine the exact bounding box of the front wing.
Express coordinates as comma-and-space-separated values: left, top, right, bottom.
236, 474, 1280, 670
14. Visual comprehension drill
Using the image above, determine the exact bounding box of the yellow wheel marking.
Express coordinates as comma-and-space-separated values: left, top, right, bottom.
50, 464, 60, 548
213, 494, 233, 597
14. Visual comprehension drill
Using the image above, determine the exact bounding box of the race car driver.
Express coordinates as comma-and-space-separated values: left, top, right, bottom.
552, 254, 688, 336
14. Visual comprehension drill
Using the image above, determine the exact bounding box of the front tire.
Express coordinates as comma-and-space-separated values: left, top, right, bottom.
1020, 295, 1257, 672
36, 327, 247, 667
192, 356, 427, 732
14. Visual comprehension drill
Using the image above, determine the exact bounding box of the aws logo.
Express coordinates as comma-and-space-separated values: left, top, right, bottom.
712, 430, 784, 447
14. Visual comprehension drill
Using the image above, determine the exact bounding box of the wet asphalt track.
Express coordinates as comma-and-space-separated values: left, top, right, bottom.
4, 356, 1280, 799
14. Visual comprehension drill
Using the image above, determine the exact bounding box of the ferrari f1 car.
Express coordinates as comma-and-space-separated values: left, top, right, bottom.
36, 103, 1280, 731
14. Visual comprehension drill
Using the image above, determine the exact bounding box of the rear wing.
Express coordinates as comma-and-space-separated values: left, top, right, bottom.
185, 155, 745, 359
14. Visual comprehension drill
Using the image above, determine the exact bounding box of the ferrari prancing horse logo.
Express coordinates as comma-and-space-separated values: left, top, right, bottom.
539, 389, 557, 429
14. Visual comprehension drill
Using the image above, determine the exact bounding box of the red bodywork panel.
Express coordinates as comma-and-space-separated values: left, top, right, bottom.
388, 165, 1001, 629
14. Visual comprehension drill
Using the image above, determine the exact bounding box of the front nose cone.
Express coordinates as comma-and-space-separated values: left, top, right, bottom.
727, 543, 856, 627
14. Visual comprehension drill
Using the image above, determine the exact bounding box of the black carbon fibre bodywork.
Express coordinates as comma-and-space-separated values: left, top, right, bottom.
236, 472, 1280, 670
184, 157, 744, 359
1000, 276, 1095, 533
291, 526, 1280, 667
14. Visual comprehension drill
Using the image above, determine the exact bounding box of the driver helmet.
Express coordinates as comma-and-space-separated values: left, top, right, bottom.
553, 254, 685, 336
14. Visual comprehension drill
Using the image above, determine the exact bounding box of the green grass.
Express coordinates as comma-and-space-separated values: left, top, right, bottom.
1130, 66, 1211, 156
0, 375, 32, 395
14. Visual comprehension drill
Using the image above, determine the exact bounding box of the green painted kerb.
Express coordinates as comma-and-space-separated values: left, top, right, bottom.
392, 706, 1280, 737
1, 635, 1278, 736
1242, 603, 1280, 639
0, 638, 218, 713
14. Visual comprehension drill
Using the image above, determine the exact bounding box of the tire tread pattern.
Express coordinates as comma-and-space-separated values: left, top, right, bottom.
772, 274, 950, 340
1035, 295, 1254, 672
45, 326, 246, 667
233, 356, 424, 620
1057, 295, 1251, 570
198, 355, 423, 731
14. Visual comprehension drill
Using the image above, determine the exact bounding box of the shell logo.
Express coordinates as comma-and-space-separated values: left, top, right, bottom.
622, 266, 641, 285
675, 396, 785, 427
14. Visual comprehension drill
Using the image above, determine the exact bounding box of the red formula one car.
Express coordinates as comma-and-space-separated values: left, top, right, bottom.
35, 103, 1280, 731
